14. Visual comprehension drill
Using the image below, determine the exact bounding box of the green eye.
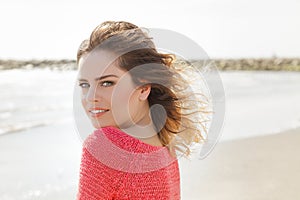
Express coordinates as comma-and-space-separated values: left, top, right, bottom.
101, 81, 114, 87
79, 83, 89, 88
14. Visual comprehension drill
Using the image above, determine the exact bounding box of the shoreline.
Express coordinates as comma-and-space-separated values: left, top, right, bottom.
0, 57, 300, 71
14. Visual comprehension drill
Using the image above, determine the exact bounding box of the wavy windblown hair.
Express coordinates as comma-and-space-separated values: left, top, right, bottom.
77, 21, 211, 158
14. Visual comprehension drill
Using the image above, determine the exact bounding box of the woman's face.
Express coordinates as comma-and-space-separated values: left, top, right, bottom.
77, 50, 151, 129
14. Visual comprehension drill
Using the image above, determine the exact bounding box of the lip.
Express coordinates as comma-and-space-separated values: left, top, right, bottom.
88, 107, 110, 118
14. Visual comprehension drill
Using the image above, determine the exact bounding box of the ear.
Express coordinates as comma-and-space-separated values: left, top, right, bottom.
138, 84, 151, 101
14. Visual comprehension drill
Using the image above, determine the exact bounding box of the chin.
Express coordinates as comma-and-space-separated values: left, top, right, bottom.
92, 121, 117, 129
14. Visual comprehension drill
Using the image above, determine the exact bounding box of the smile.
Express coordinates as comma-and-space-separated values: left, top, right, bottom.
89, 108, 109, 117
90, 109, 109, 114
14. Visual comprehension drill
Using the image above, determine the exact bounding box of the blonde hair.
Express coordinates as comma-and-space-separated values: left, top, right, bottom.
77, 21, 211, 158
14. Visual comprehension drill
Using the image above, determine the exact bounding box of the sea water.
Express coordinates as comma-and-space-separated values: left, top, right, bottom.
1, 68, 299, 139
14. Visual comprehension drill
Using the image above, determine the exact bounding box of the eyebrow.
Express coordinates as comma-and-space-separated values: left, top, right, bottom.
78, 74, 119, 82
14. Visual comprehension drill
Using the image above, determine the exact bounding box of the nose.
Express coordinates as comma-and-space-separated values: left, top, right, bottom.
86, 85, 100, 102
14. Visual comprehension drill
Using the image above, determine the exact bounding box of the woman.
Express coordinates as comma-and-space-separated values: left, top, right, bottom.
76, 21, 209, 199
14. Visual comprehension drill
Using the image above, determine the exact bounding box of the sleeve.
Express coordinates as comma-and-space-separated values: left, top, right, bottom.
76, 146, 119, 200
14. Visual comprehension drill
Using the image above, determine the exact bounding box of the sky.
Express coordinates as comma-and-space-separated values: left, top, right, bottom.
1, 0, 300, 60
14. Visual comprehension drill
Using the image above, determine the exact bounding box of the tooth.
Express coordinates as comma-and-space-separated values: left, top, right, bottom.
91, 110, 107, 114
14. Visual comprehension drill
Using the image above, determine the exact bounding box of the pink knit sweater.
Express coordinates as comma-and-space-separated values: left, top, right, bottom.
77, 126, 180, 200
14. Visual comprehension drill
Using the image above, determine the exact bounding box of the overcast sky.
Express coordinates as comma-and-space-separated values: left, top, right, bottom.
1, 0, 300, 59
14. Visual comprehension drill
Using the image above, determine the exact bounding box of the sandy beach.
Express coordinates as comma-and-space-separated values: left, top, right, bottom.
1, 69, 300, 199
180, 127, 300, 199
1, 124, 299, 199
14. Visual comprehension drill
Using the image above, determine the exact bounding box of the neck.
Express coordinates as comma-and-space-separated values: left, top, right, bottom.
121, 121, 163, 147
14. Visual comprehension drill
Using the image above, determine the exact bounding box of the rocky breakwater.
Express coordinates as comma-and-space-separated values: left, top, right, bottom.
203, 58, 300, 71
0, 57, 300, 71
0, 59, 77, 70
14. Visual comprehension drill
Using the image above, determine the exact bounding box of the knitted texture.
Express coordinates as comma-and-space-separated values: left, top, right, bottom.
77, 126, 180, 200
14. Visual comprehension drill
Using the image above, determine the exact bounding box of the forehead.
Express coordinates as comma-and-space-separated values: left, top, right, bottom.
78, 50, 126, 79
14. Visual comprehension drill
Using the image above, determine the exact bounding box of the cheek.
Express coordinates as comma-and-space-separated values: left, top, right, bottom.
112, 92, 130, 114
129, 93, 141, 115
112, 87, 138, 119
81, 98, 88, 115
113, 84, 134, 104
80, 92, 87, 105
79, 88, 87, 102
120, 90, 132, 102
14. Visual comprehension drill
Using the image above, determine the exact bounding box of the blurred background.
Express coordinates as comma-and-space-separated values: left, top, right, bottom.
0, 0, 299, 199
